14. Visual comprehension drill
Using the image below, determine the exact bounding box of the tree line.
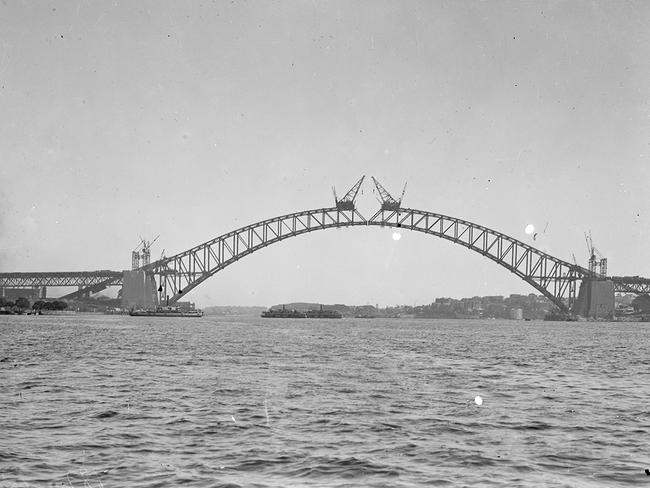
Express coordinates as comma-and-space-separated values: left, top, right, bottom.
0, 297, 68, 311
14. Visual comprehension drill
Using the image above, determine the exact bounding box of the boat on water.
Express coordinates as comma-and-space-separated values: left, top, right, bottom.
261, 305, 306, 318
306, 305, 342, 319
543, 312, 578, 322
261, 304, 343, 319
129, 306, 203, 317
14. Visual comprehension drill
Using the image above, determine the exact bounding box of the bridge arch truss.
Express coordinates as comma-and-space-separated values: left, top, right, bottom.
145, 206, 592, 312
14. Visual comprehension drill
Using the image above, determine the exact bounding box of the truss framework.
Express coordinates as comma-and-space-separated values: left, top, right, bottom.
366, 208, 597, 312
611, 276, 650, 294
58, 276, 124, 300
145, 206, 599, 312
145, 208, 367, 304
4, 203, 647, 309
0, 271, 123, 289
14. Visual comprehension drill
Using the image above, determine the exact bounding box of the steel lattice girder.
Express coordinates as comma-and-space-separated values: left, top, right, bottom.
145, 208, 367, 304
0, 271, 123, 288
144, 206, 598, 311
4, 208, 648, 309
58, 276, 124, 299
365, 208, 593, 312
611, 276, 650, 294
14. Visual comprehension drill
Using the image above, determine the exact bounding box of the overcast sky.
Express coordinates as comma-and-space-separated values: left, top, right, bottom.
1, 1, 649, 307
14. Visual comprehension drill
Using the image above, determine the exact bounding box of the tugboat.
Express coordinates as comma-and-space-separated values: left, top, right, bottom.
129, 306, 203, 317
261, 305, 306, 318
306, 304, 342, 319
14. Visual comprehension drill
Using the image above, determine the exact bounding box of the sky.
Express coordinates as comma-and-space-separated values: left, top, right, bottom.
1, 1, 649, 307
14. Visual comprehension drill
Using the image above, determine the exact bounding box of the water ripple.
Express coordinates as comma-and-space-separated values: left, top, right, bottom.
1, 316, 648, 487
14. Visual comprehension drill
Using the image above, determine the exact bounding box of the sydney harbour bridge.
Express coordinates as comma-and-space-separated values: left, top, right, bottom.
1, 176, 649, 316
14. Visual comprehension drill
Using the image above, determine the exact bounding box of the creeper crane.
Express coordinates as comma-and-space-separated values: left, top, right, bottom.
131, 235, 160, 270
584, 231, 607, 277
333, 175, 365, 211
371, 177, 407, 211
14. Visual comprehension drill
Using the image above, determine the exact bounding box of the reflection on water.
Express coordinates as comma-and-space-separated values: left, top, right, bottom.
1, 315, 648, 487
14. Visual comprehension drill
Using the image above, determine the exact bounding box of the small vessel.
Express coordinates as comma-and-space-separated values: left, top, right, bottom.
543, 312, 577, 322
129, 306, 203, 317
306, 305, 342, 319
261, 305, 306, 318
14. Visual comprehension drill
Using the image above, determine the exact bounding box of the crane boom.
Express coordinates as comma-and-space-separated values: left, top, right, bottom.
132, 235, 160, 269
584, 230, 607, 277
334, 175, 365, 210
371, 176, 405, 211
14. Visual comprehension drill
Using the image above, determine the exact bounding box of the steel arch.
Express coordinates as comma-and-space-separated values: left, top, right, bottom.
144, 206, 594, 312
366, 208, 593, 312
144, 207, 368, 305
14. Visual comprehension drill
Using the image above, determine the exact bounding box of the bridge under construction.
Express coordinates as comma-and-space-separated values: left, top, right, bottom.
1, 176, 649, 318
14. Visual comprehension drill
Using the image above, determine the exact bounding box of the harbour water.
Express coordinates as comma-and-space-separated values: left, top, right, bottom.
1, 315, 648, 487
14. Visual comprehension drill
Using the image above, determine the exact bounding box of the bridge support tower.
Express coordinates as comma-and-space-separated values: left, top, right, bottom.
572, 279, 615, 319
121, 270, 158, 310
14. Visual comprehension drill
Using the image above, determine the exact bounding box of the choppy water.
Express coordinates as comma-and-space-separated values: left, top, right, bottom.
1, 315, 648, 487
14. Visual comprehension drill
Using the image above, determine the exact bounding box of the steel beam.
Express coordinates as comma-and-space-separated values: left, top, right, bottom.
611, 276, 650, 294
6, 207, 648, 311
366, 208, 592, 312
0, 271, 123, 288
144, 207, 367, 304
143, 205, 601, 311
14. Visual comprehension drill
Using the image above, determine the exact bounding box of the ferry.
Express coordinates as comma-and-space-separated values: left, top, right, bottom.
261, 304, 343, 319
306, 305, 342, 319
261, 305, 306, 318
129, 306, 203, 318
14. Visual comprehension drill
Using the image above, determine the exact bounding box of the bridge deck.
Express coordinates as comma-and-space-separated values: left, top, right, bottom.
0, 271, 123, 288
